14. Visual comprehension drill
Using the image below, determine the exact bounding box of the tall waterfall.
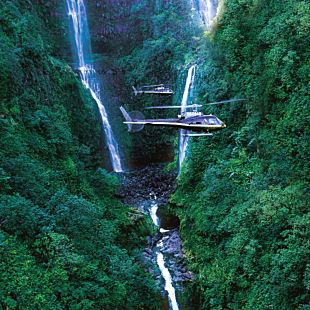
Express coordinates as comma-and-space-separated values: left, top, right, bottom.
66, 0, 123, 172
178, 65, 196, 170
197, 0, 218, 28
178, 0, 219, 171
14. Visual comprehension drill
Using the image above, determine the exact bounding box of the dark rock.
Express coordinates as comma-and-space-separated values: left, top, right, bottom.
118, 164, 193, 293
146, 236, 152, 246
152, 232, 163, 247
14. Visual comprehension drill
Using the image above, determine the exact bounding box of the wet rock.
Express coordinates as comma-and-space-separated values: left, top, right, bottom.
117, 164, 177, 207
160, 230, 183, 256
183, 272, 194, 280
146, 236, 152, 246
152, 232, 163, 247
118, 164, 193, 293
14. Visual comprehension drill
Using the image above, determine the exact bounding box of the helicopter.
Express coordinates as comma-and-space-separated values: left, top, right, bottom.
132, 84, 174, 96
120, 99, 245, 137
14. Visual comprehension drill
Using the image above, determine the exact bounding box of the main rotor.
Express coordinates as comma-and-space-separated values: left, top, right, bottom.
145, 98, 246, 113
145, 103, 202, 112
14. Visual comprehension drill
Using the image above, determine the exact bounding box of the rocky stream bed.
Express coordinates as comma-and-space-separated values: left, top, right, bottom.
117, 164, 193, 303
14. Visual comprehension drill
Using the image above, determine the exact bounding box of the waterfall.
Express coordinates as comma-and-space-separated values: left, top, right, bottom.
149, 199, 179, 310
66, 0, 123, 172
197, 0, 218, 28
178, 0, 219, 171
178, 65, 196, 170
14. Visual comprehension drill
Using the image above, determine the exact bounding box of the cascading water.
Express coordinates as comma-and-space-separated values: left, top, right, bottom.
178, 65, 197, 170
196, 0, 218, 28
66, 0, 123, 172
178, 0, 219, 171
149, 199, 179, 310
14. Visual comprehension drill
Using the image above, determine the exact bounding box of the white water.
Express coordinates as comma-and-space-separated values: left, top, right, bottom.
197, 0, 218, 28
150, 201, 159, 227
149, 199, 179, 310
66, 0, 123, 172
178, 65, 197, 170
157, 251, 179, 310
178, 0, 219, 171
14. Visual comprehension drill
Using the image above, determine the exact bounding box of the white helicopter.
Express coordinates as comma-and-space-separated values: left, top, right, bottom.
132, 84, 174, 96
120, 99, 245, 137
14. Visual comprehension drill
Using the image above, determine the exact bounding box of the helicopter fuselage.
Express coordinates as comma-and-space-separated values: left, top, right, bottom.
124, 114, 226, 132
135, 90, 174, 95
132, 85, 174, 96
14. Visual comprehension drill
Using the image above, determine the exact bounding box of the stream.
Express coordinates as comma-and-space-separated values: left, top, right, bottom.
151, 197, 179, 310
65, 1, 220, 307
119, 165, 193, 309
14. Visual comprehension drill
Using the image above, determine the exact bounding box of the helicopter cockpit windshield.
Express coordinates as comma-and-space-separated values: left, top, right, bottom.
205, 116, 222, 125
154, 86, 165, 91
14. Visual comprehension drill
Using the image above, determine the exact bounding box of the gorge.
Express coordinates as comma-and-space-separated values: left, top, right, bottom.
0, 0, 309, 309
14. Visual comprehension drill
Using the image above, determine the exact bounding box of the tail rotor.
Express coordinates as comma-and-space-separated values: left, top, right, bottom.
120, 106, 145, 132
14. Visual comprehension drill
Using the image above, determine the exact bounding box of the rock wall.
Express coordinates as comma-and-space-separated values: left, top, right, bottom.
86, 0, 152, 55
196, 0, 218, 27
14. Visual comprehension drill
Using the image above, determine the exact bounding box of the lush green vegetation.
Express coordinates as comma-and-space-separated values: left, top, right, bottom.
171, 0, 310, 308
119, 0, 201, 157
0, 1, 159, 308
87, 0, 200, 163
84, 1, 310, 307
1, 0, 309, 308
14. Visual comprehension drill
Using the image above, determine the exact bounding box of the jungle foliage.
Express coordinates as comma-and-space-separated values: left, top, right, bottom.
1, 0, 309, 308
171, 0, 310, 308
0, 1, 159, 309
84, 1, 309, 306
89, 0, 201, 164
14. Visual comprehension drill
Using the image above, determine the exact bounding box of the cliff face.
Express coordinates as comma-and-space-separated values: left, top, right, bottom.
78, 0, 196, 167
86, 0, 152, 55
196, 0, 218, 26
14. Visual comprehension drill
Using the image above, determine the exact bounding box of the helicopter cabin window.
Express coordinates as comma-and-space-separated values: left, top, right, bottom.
207, 117, 221, 125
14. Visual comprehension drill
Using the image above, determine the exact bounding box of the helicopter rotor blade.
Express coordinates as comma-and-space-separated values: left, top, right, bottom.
185, 104, 203, 109
141, 84, 165, 88
145, 105, 182, 109
145, 104, 202, 110
206, 98, 246, 105
145, 99, 244, 109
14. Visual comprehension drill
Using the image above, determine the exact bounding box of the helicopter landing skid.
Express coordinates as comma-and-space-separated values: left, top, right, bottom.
182, 132, 213, 137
